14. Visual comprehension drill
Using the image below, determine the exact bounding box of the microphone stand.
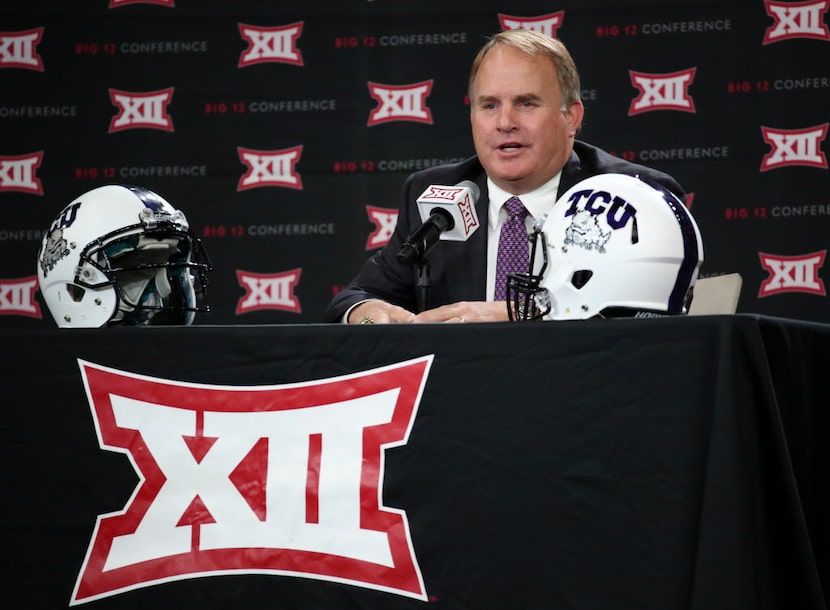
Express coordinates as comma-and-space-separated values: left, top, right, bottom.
415, 258, 430, 314
398, 213, 450, 314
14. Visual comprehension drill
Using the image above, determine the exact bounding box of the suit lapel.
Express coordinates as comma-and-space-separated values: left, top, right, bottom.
558, 150, 588, 198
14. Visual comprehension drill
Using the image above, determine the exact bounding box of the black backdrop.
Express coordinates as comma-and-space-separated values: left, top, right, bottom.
1, 0, 829, 326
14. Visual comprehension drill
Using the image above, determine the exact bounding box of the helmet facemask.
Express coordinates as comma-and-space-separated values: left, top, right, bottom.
82, 226, 210, 326
506, 222, 551, 321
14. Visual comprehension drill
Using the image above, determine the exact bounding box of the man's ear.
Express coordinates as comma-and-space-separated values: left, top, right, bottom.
565, 100, 584, 136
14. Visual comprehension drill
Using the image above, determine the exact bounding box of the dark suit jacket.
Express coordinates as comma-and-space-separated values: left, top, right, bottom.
325, 140, 685, 322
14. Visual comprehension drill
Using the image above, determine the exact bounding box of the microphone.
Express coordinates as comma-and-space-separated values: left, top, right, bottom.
396, 180, 481, 265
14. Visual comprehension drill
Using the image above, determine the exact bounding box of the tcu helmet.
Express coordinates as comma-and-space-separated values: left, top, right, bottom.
507, 173, 703, 320
37, 185, 212, 328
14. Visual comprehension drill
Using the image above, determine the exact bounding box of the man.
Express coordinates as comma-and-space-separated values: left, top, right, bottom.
326, 29, 684, 324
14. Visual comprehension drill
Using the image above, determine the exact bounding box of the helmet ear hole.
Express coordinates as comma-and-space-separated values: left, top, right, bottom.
571, 270, 593, 289
66, 284, 86, 302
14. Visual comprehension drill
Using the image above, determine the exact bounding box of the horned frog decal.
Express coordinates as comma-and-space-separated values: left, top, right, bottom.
564, 209, 611, 253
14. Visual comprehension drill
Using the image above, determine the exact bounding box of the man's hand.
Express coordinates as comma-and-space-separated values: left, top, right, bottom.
412, 301, 510, 323
347, 299, 416, 324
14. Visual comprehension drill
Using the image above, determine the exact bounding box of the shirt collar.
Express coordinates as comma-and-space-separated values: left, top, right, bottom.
487, 172, 562, 230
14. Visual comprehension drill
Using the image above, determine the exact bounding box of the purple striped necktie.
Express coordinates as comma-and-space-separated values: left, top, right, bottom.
494, 196, 529, 301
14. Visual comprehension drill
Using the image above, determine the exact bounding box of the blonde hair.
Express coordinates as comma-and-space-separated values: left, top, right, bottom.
468, 29, 581, 108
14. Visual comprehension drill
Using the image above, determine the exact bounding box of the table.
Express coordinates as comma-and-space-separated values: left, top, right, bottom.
1, 315, 827, 609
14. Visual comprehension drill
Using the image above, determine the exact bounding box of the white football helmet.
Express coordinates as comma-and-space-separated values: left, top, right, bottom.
507, 173, 703, 320
37, 185, 212, 328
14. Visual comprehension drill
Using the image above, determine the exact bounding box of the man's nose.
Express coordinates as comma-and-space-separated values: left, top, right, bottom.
496, 106, 517, 131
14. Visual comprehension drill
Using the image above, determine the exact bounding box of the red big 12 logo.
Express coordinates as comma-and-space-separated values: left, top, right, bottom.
0, 27, 44, 70
763, 0, 830, 43
759, 251, 826, 297
760, 124, 829, 171
0, 152, 44, 194
629, 68, 696, 115
72, 357, 432, 604
367, 81, 434, 126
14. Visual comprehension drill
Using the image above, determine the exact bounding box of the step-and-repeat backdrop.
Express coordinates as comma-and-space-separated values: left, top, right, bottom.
2, 0, 828, 326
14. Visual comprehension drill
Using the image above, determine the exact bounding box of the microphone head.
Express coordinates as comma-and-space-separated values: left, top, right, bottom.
415, 181, 481, 241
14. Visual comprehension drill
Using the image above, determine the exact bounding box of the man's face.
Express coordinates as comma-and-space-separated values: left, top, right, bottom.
470, 45, 583, 195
